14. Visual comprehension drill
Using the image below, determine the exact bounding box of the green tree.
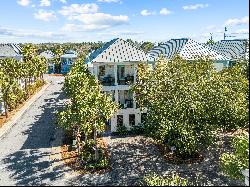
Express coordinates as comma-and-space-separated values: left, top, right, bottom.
133, 56, 249, 157
57, 59, 118, 160
220, 132, 249, 181
0, 58, 24, 117
140, 41, 154, 53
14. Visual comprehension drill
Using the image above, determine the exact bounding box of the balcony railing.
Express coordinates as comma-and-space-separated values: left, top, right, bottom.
118, 75, 134, 85
119, 99, 133, 109
100, 75, 115, 86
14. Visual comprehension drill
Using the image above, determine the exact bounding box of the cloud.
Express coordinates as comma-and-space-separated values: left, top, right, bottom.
0, 26, 64, 39
97, 0, 120, 3
140, 9, 155, 16
34, 10, 57, 21
97, 30, 144, 36
69, 13, 128, 25
58, 3, 99, 16
40, 0, 51, 7
17, 0, 31, 6
183, 3, 209, 10
224, 16, 249, 26
61, 24, 110, 32
159, 8, 172, 15
231, 28, 249, 34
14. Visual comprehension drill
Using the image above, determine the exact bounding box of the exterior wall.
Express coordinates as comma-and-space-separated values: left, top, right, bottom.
213, 60, 230, 71
110, 108, 142, 132
61, 57, 77, 74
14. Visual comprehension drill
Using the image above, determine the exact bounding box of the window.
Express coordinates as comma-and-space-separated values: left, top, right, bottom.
129, 114, 135, 126
117, 115, 123, 127
99, 65, 105, 76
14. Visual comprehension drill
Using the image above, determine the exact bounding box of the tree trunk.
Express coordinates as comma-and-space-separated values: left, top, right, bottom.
24, 78, 27, 91
4, 100, 8, 118
76, 126, 82, 157
94, 125, 99, 161
84, 134, 88, 143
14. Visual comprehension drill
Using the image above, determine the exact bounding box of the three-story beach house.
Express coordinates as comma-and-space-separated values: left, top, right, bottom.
85, 38, 148, 132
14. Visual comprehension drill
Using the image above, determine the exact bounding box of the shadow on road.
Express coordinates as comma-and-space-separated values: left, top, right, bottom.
2, 82, 69, 185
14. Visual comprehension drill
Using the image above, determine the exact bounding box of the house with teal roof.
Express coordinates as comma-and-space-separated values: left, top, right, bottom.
147, 38, 231, 71
60, 50, 78, 74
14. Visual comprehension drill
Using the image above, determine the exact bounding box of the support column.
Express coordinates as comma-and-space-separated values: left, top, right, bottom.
94, 64, 99, 79
133, 64, 138, 84
115, 90, 119, 104
114, 64, 118, 85
133, 92, 136, 109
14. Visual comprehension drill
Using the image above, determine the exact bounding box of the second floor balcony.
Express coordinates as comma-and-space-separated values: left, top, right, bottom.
97, 64, 136, 86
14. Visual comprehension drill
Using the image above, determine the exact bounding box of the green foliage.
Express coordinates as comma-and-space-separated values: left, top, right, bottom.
140, 42, 154, 53
133, 56, 249, 157
0, 54, 46, 117
220, 133, 249, 181
57, 59, 118, 158
115, 125, 129, 136
130, 123, 145, 135
143, 173, 189, 186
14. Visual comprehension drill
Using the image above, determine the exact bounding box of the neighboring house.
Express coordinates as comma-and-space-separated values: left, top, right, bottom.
85, 38, 148, 133
206, 39, 249, 62
0, 43, 22, 61
147, 38, 230, 71
39, 50, 55, 74
60, 50, 78, 74
0, 43, 23, 115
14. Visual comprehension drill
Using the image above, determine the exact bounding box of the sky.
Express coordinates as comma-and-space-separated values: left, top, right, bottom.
0, 0, 249, 43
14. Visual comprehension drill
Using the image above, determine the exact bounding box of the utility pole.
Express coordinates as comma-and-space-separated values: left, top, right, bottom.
223, 27, 236, 40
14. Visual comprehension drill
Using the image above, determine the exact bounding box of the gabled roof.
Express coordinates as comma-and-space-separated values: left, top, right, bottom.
0, 43, 22, 58
206, 39, 247, 60
147, 38, 229, 61
61, 50, 78, 58
39, 50, 54, 59
85, 38, 147, 64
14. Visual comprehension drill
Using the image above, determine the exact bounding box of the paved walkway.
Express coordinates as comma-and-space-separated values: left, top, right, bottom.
0, 75, 69, 186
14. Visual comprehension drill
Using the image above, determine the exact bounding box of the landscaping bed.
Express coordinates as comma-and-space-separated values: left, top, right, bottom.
61, 137, 111, 174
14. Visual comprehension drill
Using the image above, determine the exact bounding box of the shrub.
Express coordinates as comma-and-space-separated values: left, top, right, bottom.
80, 139, 109, 171
115, 125, 129, 136
133, 56, 249, 157
220, 132, 249, 181
143, 173, 189, 186
130, 123, 145, 135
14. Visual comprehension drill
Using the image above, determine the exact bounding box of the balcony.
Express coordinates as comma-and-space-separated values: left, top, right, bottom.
100, 75, 115, 86
118, 75, 134, 85
118, 90, 134, 109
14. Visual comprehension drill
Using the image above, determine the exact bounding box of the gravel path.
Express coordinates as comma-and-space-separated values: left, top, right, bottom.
65, 135, 244, 186
0, 75, 68, 186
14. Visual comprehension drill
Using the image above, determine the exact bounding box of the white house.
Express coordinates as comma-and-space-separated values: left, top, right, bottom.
39, 50, 55, 74
85, 38, 148, 133
0, 43, 22, 61
147, 38, 231, 71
